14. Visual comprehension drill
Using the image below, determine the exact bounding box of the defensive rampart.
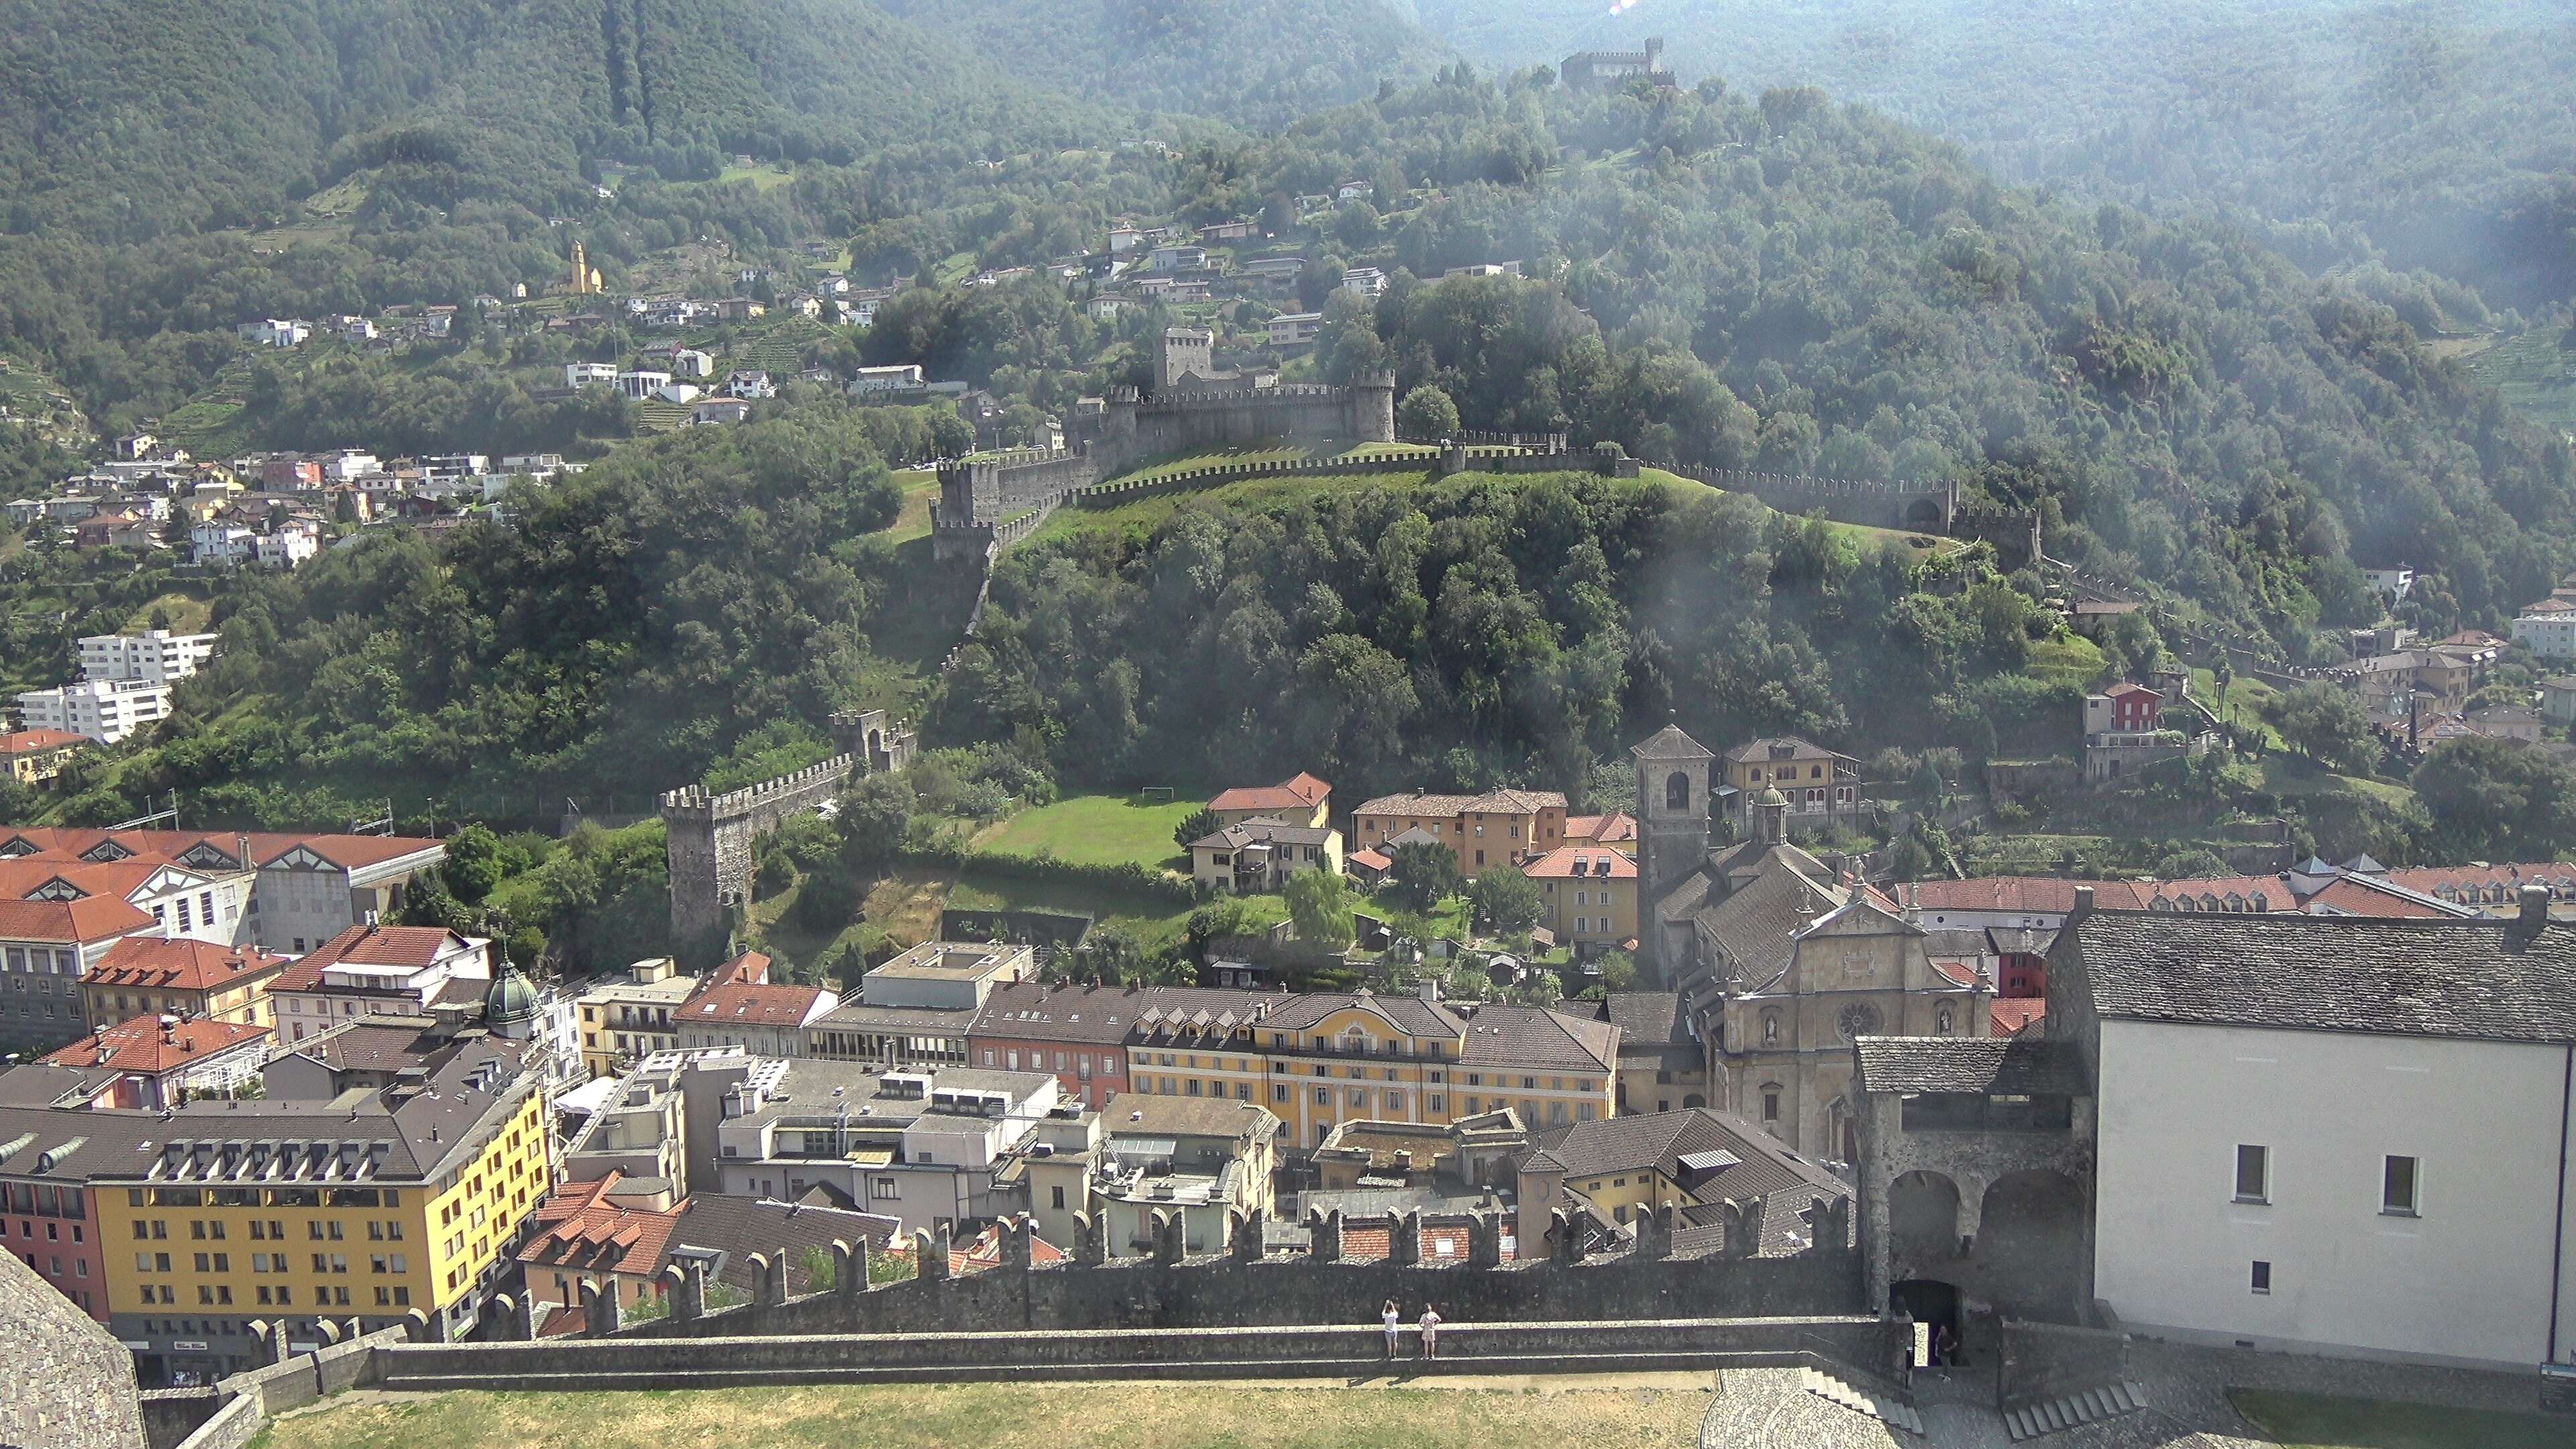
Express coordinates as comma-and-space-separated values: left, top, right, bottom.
660, 755, 857, 955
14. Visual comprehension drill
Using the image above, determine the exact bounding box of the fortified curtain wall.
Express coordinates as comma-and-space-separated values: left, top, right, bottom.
660, 755, 857, 953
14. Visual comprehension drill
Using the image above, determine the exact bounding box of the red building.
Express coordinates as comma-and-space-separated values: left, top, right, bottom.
2097, 682, 2163, 732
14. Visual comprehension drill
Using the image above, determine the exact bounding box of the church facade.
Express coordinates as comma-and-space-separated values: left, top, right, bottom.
1631, 724, 1990, 1162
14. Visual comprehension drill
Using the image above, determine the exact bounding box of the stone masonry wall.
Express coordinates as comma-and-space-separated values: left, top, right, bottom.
660, 755, 857, 955
1998, 1316, 2130, 1411
621, 1246, 1861, 1340
2, 1246, 145, 1449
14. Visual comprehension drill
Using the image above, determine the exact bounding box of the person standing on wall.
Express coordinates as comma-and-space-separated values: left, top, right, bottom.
1418, 1303, 1444, 1360
1382, 1299, 1402, 1359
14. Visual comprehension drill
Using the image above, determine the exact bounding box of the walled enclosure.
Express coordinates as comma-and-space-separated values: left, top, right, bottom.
660, 755, 855, 953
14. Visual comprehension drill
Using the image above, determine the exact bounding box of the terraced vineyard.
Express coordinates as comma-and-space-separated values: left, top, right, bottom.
2461, 327, 2576, 436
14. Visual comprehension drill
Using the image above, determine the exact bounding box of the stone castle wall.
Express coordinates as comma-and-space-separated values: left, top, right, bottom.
659, 755, 857, 955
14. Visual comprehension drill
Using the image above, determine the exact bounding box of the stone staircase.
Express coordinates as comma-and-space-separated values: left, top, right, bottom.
2002, 1381, 2151, 1440
1797, 1364, 1925, 1436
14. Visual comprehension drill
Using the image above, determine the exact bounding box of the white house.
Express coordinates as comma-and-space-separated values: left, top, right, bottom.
724, 370, 775, 400
2060, 896, 2576, 1373
653, 382, 702, 405
1341, 267, 1388, 299
2362, 567, 2415, 603
235, 319, 310, 347
692, 398, 753, 426
566, 362, 619, 389
14, 678, 172, 745
189, 521, 258, 568
614, 370, 673, 400
2514, 610, 2576, 661
79, 629, 216, 686
849, 364, 924, 395
255, 525, 320, 569
669, 348, 715, 380
1268, 312, 1324, 347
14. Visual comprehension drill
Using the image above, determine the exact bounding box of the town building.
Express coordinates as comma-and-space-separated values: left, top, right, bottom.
1187, 817, 1343, 892
804, 941, 1027, 1071
1718, 736, 1862, 836
38, 1014, 271, 1108
684, 1055, 1060, 1234
0, 828, 455, 959
1348, 788, 1570, 875
77, 630, 215, 686
2514, 608, 2576, 661
78, 936, 289, 1034
572, 958, 700, 1079
1562, 811, 1638, 853
2054, 896, 2576, 1371
1072, 1092, 1279, 1258
13, 678, 170, 745
0, 897, 156, 1056
1522, 846, 1637, 954
1206, 771, 1332, 829
0, 729, 87, 786
1267, 312, 1325, 349
672, 951, 837, 1057
1517, 1105, 1848, 1254
1556, 991, 1710, 1114
268, 923, 491, 1044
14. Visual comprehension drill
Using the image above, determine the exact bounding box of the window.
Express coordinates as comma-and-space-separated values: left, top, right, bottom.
1314, 1087, 1330, 1105
1051, 1186, 1066, 1210
871, 1177, 899, 1200
2382, 1155, 2419, 1216
2234, 1145, 2269, 1203
1272, 1084, 1289, 1103
1761, 1089, 1780, 1122
2250, 1260, 2271, 1295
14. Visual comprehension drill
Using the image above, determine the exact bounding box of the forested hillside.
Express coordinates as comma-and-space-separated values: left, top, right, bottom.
0, 0, 1116, 242
1417, 0, 2576, 311
875, 0, 1447, 129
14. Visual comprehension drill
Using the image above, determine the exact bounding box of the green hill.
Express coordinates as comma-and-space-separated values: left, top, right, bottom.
0, 0, 1115, 241
1417, 0, 2576, 310
874, 0, 1448, 128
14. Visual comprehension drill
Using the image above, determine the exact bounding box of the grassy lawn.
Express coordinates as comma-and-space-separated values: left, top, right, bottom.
2230, 1388, 2576, 1448
2255, 753, 2417, 810
716, 161, 796, 191
971, 792, 1205, 869
2461, 325, 2576, 436
2026, 633, 2107, 688
2191, 667, 2284, 747
123, 590, 213, 633
889, 469, 941, 543
252, 1381, 1711, 1449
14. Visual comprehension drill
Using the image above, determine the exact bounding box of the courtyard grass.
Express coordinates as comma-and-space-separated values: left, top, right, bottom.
2230, 1387, 2576, 1448
250, 1381, 1711, 1449
970, 792, 1206, 870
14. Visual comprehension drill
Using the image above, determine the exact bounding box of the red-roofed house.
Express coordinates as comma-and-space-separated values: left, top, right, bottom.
518, 1172, 686, 1320
0, 896, 159, 1055
1989, 998, 2047, 1037
0, 826, 445, 955
39, 1014, 272, 1108
270, 922, 490, 1044
0, 729, 87, 786
1523, 847, 1638, 954
1207, 773, 1332, 829
1564, 812, 1638, 853
676, 954, 836, 1057
78, 936, 289, 1032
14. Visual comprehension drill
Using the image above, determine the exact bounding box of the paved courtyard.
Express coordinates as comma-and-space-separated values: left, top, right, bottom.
1700, 1340, 2561, 1448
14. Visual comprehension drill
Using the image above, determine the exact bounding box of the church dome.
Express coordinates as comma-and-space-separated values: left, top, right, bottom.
483, 957, 540, 1030
1755, 786, 1789, 808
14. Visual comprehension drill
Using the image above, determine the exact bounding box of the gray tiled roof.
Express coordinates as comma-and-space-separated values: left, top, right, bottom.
1851, 1036, 2088, 1095
1528, 1107, 1847, 1223
2068, 909, 2576, 1043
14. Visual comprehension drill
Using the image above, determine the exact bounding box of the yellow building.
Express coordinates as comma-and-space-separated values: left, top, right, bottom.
574, 957, 700, 1079
1523, 847, 1639, 953
1, 729, 87, 786
94, 1034, 548, 1382
1118, 991, 1619, 1152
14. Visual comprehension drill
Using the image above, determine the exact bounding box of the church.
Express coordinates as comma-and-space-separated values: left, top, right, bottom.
1631, 724, 1990, 1162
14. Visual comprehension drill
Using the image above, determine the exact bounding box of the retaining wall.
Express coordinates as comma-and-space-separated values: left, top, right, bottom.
170, 1325, 411, 1449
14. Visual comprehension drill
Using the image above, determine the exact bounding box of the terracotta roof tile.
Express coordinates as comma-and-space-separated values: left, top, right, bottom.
0, 895, 156, 943
683, 982, 829, 1028
41, 1014, 270, 1074
0, 729, 88, 756
82, 936, 288, 992
1521, 847, 1635, 879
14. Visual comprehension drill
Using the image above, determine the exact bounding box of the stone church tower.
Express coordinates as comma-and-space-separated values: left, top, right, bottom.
1631, 724, 1714, 978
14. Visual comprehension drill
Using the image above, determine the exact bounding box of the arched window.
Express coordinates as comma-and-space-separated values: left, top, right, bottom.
1664, 771, 1692, 812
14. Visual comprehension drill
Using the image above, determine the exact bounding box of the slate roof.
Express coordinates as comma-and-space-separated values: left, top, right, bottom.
2068, 909, 2576, 1044
1101, 1090, 1278, 1144
1851, 1036, 2086, 1095
1529, 1106, 1847, 1244
1191, 817, 1336, 850
1453, 1003, 1619, 1073
971, 982, 1278, 1044
1629, 724, 1714, 762
1901, 877, 2146, 915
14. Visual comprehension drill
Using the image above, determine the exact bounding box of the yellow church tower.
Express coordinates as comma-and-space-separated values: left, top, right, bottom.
568, 239, 601, 296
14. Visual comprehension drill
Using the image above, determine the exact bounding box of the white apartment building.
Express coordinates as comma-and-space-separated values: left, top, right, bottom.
2062, 898, 2576, 1372
78, 629, 217, 685
2514, 610, 2576, 661
614, 370, 672, 400
256, 527, 319, 569
14, 678, 171, 745
566, 362, 619, 388
1269, 312, 1324, 347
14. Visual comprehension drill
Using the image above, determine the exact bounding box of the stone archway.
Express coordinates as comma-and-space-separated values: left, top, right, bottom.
1972, 1169, 2090, 1319
1904, 497, 1945, 530
1682, 1092, 1707, 1109
1888, 1169, 1962, 1277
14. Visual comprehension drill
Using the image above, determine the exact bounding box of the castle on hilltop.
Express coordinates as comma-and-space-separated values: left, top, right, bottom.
931, 327, 1394, 561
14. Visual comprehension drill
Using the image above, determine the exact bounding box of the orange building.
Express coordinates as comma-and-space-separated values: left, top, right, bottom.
1348, 788, 1569, 875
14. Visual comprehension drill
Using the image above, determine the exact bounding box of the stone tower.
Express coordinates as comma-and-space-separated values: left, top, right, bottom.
1156, 328, 1216, 393
1352, 370, 1398, 444
1631, 723, 1715, 977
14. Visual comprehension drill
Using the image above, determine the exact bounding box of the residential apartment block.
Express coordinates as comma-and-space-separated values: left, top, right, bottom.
14, 678, 170, 745
0, 896, 156, 1056
268, 924, 491, 1044
573, 958, 701, 1079
1523, 846, 1637, 953
79, 936, 290, 1034
77, 630, 217, 686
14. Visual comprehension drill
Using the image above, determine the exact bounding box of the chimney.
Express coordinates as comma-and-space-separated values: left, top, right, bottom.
2520, 883, 2551, 932
2072, 885, 2096, 920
